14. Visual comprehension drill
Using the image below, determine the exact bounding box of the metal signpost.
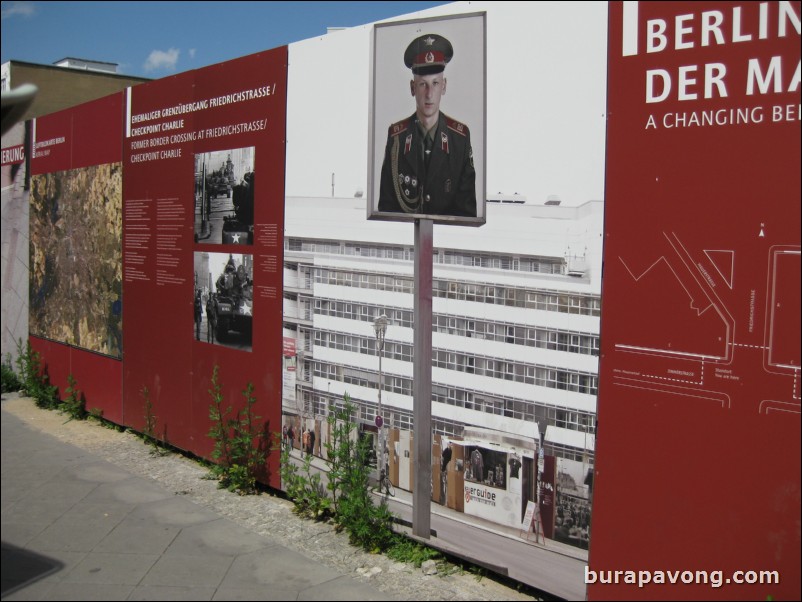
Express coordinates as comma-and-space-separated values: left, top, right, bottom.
413, 219, 433, 538
373, 314, 388, 483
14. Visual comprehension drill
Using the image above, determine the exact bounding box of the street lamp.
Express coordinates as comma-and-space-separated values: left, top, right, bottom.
373, 314, 389, 480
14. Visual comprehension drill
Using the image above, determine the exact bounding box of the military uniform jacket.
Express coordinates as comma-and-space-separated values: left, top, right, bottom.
378, 112, 476, 217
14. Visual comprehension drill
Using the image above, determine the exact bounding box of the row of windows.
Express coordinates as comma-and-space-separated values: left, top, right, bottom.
441, 250, 563, 274
430, 383, 596, 431
314, 330, 414, 362
434, 281, 599, 316
432, 315, 599, 356
315, 269, 414, 294
309, 360, 596, 433
313, 329, 598, 395
313, 298, 599, 356
312, 267, 600, 317
287, 238, 566, 276
315, 298, 413, 327
300, 389, 415, 432
432, 385, 535, 421
315, 362, 413, 396
545, 442, 595, 464
431, 350, 598, 394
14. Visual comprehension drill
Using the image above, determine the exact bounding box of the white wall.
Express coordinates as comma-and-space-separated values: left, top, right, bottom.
0, 122, 29, 364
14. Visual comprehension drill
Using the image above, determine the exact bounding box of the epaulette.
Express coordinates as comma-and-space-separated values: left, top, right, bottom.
389, 118, 411, 137
446, 115, 469, 137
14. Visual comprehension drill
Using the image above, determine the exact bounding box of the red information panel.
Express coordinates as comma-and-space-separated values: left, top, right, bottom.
122, 48, 288, 485
28, 93, 125, 423
591, 2, 800, 600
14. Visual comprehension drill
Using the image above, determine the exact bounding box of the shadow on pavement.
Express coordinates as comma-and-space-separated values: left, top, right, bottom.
1, 541, 64, 598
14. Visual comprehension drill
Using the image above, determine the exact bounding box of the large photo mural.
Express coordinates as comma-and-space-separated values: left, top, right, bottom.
29, 163, 123, 358
26, 92, 127, 421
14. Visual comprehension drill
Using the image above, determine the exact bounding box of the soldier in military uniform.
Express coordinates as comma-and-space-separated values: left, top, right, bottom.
378, 34, 476, 217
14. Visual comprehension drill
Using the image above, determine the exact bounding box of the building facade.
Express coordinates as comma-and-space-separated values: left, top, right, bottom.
282, 195, 601, 543
2, 60, 150, 122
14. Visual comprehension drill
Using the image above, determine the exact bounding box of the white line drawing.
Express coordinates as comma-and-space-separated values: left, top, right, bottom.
763, 246, 801, 374
759, 400, 801, 415
613, 376, 731, 409
616, 232, 733, 362
614, 234, 799, 416
704, 250, 735, 289
665, 232, 736, 355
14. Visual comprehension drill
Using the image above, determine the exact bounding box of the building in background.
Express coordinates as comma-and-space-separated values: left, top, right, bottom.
279, 1, 607, 542
1, 59, 150, 121
282, 195, 601, 543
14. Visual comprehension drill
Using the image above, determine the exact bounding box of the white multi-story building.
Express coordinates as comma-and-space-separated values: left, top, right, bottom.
282, 194, 601, 537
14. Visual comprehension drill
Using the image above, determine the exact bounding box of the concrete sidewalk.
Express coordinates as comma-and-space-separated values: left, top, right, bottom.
1, 402, 391, 601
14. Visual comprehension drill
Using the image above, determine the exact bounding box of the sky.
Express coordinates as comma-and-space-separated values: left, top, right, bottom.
1, 1, 610, 206
1, 1, 451, 78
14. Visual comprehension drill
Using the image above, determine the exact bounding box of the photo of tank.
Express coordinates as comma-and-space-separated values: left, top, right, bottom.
194, 147, 255, 245
193, 252, 253, 352
213, 259, 253, 341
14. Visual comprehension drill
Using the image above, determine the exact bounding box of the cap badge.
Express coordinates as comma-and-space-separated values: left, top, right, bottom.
424, 36, 436, 46
425, 52, 434, 64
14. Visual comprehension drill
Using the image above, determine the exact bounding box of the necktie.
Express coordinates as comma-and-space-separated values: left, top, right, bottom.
424, 134, 433, 169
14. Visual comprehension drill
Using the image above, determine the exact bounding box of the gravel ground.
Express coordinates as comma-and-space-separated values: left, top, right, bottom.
2, 393, 540, 601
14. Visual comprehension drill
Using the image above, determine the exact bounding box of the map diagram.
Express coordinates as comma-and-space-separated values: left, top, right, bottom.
610, 230, 800, 417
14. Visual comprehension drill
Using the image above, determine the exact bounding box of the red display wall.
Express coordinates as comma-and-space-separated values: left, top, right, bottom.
29, 93, 125, 423
27, 48, 288, 482
591, 2, 800, 599
122, 48, 288, 486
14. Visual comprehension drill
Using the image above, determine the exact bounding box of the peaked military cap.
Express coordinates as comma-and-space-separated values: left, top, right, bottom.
404, 34, 453, 75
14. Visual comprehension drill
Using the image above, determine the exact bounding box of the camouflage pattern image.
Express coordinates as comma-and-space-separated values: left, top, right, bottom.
29, 163, 123, 358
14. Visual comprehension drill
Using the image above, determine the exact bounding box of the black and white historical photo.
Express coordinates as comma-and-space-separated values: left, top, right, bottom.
194, 147, 255, 245
193, 252, 253, 351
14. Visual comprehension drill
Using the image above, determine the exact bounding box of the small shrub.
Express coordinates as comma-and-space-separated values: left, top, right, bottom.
325, 395, 396, 552
1, 353, 22, 393
15, 339, 58, 409
278, 393, 397, 551
206, 366, 270, 494
279, 444, 331, 519
140, 385, 167, 455
386, 537, 443, 567
60, 374, 86, 421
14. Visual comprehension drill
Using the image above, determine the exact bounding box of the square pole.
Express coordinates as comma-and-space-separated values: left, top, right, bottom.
413, 218, 433, 538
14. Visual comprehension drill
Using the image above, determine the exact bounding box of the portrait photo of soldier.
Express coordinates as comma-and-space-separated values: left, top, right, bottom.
369, 14, 486, 225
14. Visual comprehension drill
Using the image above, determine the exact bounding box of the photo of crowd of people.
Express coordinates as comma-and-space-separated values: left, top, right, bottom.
554, 492, 591, 550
